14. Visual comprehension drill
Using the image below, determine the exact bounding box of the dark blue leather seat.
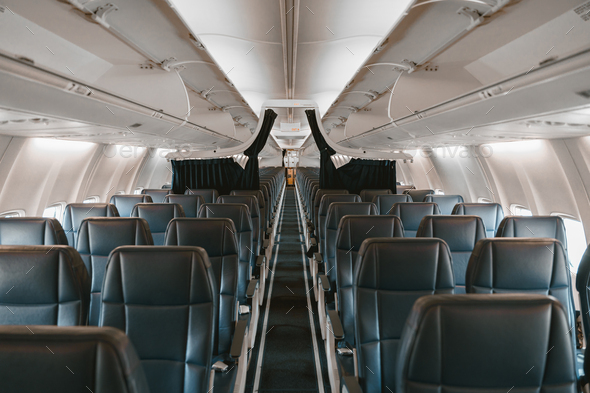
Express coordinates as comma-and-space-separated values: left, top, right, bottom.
0, 325, 150, 393
217, 195, 262, 256
109, 195, 153, 217
0, 217, 68, 245
0, 245, 90, 326
497, 215, 567, 248
63, 203, 119, 247
164, 218, 239, 356
452, 202, 504, 237
131, 203, 185, 245
101, 246, 245, 393
359, 189, 392, 203
342, 238, 454, 393
576, 246, 590, 377
184, 188, 219, 204
394, 295, 577, 393
141, 188, 172, 203
76, 218, 153, 326
417, 215, 486, 293
423, 194, 464, 214
318, 194, 361, 252
388, 202, 441, 237
371, 194, 412, 215
313, 189, 349, 235
230, 190, 268, 231
163, 194, 205, 217
404, 189, 434, 203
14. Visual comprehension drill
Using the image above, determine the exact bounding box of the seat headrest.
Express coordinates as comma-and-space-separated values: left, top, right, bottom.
337, 215, 404, 251
63, 203, 119, 233
0, 217, 68, 245
163, 194, 205, 218
0, 245, 90, 326
230, 190, 265, 207
404, 189, 434, 202
422, 194, 464, 214
326, 202, 378, 230
76, 218, 153, 255
314, 189, 349, 207
396, 294, 576, 393
216, 195, 260, 218
108, 195, 153, 217
372, 194, 413, 214
452, 203, 504, 237
416, 215, 485, 250
0, 325, 150, 393
389, 203, 441, 235
141, 189, 172, 203
165, 218, 238, 257
184, 189, 219, 204
130, 203, 185, 232
359, 189, 392, 202
497, 216, 567, 250
197, 203, 253, 233
319, 194, 361, 216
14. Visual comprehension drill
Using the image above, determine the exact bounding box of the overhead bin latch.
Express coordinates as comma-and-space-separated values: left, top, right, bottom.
91, 3, 118, 28
457, 7, 483, 30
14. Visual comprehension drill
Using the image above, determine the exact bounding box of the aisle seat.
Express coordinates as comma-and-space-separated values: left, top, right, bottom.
388, 202, 441, 237
404, 189, 434, 203
131, 203, 185, 245
109, 195, 153, 217
163, 194, 205, 218
359, 189, 392, 203
141, 189, 172, 203
372, 194, 412, 215
184, 189, 219, 204
423, 194, 464, 215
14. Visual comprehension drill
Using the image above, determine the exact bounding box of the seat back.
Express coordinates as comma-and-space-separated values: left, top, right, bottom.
576, 247, 590, 377
109, 195, 153, 217
467, 238, 575, 336
404, 189, 434, 202
396, 185, 415, 194
359, 189, 392, 203
0, 325, 150, 393
0, 245, 90, 326
416, 215, 486, 293
313, 189, 349, 229
63, 204, 119, 248
141, 188, 172, 203
388, 203, 441, 237
423, 194, 464, 215
324, 202, 378, 286
217, 195, 261, 255
497, 216, 567, 250
318, 194, 361, 245
131, 203, 185, 245
396, 295, 577, 393
163, 194, 205, 218
101, 246, 217, 393
76, 218, 153, 326
452, 202, 504, 237
372, 194, 413, 215
198, 204, 253, 304
335, 216, 404, 345
355, 238, 454, 392
230, 190, 267, 230
184, 188, 219, 204
164, 218, 238, 355
0, 217, 68, 245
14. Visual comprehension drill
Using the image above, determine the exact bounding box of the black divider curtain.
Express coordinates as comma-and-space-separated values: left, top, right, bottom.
305, 109, 397, 194
171, 109, 277, 194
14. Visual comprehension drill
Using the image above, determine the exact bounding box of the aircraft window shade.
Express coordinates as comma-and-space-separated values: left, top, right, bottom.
43, 202, 65, 224
510, 204, 533, 216
478, 197, 493, 203
0, 210, 25, 218
83, 196, 99, 204
133, 188, 143, 195
560, 216, 587, 271
434, 189, 444, 195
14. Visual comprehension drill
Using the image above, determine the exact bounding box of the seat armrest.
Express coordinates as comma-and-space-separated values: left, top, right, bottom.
310, 238, 317, 247
313, 252, 323, 263
246, 279, 259, 299
342, 376, 363, 393
256, 255, 266, 267
230, 320, 248, 359
319, 274, 330, 291
266, 227, 273, 235
262, 239, 271, 249
327, 310, 345, 341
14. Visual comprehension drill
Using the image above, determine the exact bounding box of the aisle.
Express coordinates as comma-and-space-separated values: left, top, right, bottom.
246, 187, 331, 393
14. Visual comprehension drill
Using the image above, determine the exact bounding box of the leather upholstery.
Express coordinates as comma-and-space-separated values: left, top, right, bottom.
230, 190, 267, 230
141, 189, 172, 203
131, 203, 185, 245
335, 216, 404, 346
388, 202, 441, 237
217, 195, 261, 255
423, 194, 464, 215
198, 203, 253, 303
318, 194, 361, 247
359, 189, 392, 203
416, 215, 486, 293
0, 217, 68, 246
396, 295, 577, 393
396, 185, 414, 194
184, 188, 219, 204
76, 218, 153, 326
467, 238, 576, 336
404, 189, 434, 203
164, 218, 238, 356
63, 204, 119, 248
354, 238, 454, 393
324, 202, 377, 286
313, 189, 349, 230
109, 195, 153, 217
452, 202, 504, 237
0, 325, 150, 393
0, 245, 90, 326
101, 246, 217, 393
371, 194, 413, 215
309, 184, 320, 212
497, 216, 567, 250
163, 194, 205, 218
576, 247, 590, 377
